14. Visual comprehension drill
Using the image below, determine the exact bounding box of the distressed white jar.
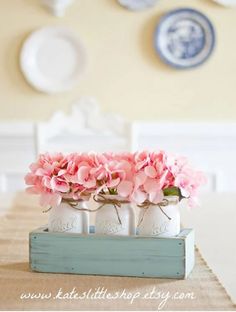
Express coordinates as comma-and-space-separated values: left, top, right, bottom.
95, 195, 135, 236
138, 196, 180, 237
48, 201, 89, 233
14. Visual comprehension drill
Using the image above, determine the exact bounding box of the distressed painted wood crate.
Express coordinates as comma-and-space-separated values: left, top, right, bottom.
29, 227, 194, 279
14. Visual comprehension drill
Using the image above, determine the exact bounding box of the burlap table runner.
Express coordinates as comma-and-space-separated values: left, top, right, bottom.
0, 193, 235, 311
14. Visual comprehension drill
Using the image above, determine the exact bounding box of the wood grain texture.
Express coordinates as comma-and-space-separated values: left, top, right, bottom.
29, 227, 194, 279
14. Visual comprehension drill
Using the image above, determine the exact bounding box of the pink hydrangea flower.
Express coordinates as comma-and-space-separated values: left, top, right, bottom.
25, 152, 96, 207
131, 150, 206, 206
25, 151, 206, 208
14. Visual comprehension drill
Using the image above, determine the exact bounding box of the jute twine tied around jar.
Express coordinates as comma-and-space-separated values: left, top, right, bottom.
43, 194, 130, 225
137, 198, 179, 227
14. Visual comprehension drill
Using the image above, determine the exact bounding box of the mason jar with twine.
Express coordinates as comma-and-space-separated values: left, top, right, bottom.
137, 196, 180, 237
94, 194, 136, 236
44, 194, 136, 236
46, 199, 89, 233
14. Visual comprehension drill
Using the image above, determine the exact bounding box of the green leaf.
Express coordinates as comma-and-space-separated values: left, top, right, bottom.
163, 187, 182, 199
109, 188, 117, 195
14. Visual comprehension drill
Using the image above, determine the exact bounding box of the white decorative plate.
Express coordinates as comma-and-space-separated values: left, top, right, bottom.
118, 0, 158, 11
20, 26, 87, 93
154, 8, 215, 69
213, 0, 236, 6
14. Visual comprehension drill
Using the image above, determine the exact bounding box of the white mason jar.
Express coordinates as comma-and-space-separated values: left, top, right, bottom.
48, 201, 89, 233
95, 195, 135, 236
138, 196, 180, 237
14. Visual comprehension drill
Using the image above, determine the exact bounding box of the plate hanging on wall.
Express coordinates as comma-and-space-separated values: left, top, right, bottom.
154, 8, 216, 69
118, 0, 158, 11
20, 26, 87, 93
213, 0, 236, 6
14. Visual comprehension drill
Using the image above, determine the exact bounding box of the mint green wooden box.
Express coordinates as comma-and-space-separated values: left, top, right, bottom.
29, 227, 195, 279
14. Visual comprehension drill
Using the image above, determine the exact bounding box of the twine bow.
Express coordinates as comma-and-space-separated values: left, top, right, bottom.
93, 194, 130, 225
43, 194, 130, 225
137, 198, 178, 227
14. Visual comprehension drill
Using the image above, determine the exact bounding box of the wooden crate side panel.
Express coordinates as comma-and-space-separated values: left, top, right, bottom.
184, 229, 195, 278
30, 230, 186, 257
30, 233, 186, 278
31, 255, 185, 278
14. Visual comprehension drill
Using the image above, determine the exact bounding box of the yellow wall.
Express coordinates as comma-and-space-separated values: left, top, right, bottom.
0, 0, 235, 122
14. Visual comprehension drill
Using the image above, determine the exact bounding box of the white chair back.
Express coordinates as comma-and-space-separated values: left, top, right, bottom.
36, 97, 131, 154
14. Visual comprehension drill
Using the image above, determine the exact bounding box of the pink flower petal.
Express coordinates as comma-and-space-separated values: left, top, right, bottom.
84, 178, 96, 189
50, 177, 69, 193
77, 166, 90, 183
149, 191, 164, 204
134, 171, 146, 188
107, 177, 120, 188
58, 169, 67, 176
117, 180, 133, 197
35, 168, 48, 176
144, 166, 157, 178
42, 176, 51, 189
159, 170, 170, 188
143, 178, 160, 193
131, 189, 147, 204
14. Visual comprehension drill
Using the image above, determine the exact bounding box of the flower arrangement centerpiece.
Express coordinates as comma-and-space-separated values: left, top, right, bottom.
25, 151, 206, 237
25, 152, 96, 233
88, 152, 136, 235
130, 151, 206, 236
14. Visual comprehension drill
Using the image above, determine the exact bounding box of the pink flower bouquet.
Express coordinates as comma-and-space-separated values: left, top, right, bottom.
25, 150, 206, 208
25, 152, 96, 207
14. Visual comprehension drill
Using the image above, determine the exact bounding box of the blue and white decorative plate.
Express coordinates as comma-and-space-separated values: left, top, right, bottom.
154, 8, 215, 69
118, 0, 158, 11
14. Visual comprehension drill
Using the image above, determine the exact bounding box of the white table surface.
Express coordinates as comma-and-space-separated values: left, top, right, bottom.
180, 192, 236, 303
